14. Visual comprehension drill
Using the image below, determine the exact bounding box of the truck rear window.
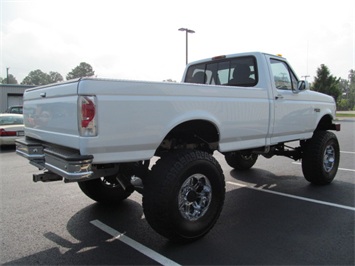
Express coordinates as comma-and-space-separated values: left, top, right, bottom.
185, 56, 258, 87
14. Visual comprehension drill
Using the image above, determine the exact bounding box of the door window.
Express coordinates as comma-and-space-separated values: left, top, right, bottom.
270, 59, 298, 90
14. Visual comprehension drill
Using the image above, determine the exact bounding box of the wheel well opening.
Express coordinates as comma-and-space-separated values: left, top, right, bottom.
157, 120, 220, 154
316, 115, 333, 131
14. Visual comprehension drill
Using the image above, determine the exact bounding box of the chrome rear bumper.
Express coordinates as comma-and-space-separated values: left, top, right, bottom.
16, 137, 93, 181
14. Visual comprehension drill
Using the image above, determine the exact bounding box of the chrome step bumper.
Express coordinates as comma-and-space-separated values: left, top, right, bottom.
16, 137, 94, 181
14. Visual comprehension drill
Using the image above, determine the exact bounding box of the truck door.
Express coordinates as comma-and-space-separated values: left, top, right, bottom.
269, 58, 316, 144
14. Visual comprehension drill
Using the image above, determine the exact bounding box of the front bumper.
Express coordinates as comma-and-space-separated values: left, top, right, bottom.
331, 123, 341, 131
16, 137, 94, 181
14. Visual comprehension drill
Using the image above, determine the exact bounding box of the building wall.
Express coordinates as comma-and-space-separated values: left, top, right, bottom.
0, 84, 35, 112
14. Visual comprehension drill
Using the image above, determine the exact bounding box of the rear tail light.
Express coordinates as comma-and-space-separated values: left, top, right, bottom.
79, 96, 97, 136
0, 129, 17, 136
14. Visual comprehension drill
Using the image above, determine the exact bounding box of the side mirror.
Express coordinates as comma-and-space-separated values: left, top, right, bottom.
297, 80, 309, 91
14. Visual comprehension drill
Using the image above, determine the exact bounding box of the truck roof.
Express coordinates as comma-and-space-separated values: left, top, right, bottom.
187, 52, 286, 66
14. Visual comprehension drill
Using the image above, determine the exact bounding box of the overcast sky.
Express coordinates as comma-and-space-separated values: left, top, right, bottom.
1, 0, 354, 83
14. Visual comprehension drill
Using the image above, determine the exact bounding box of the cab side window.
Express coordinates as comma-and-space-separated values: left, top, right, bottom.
270, 59, 298, 90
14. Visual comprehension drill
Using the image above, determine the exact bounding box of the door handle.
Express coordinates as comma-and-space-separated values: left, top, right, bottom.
275, 94, 284, 100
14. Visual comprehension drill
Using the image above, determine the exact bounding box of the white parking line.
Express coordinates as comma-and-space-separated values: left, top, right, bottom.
90, 219, 181, 266
227, 181, 355, 211
341, 151, 355, 154
291, 162, 355, 172
334, 167, 355, 172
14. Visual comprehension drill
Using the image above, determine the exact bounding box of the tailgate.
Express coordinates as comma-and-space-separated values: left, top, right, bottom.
23, 80, 80, 149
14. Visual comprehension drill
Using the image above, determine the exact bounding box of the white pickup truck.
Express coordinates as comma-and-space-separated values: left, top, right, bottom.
16, 52, 340, 242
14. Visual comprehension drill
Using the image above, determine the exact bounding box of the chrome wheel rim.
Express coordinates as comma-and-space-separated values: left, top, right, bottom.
178, 174, 212, 221
323, 145, 335, 172
241, 154, 254, 160
101, 176, 119, 188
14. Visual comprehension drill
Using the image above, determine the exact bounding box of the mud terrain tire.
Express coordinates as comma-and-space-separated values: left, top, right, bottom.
143, 150, 225, 242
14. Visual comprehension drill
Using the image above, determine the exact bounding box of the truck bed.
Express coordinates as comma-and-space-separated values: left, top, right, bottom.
22, 78, 271, 163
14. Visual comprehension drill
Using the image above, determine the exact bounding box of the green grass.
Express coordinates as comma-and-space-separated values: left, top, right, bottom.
336, 113, 355, 118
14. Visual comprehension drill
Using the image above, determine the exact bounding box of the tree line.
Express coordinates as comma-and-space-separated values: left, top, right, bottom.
312, 66, 354, 111
0, 62, 94, 86
1, 62, 354, 110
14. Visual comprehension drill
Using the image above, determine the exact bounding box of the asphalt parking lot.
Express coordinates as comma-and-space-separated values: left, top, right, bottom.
1, 118, 354, 265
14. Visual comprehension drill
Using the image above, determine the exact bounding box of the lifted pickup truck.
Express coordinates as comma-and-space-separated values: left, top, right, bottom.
16, 52, 340, 242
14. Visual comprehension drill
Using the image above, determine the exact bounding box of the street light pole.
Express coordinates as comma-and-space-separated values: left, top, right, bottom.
6, 67, 10, 84
178, 28, 195, 65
